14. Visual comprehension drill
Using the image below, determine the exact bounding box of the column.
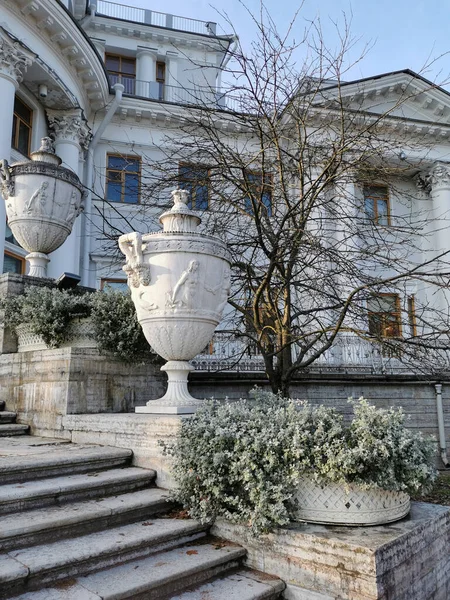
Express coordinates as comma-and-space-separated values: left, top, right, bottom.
165, 52, 178, 102
0, 34, 33, 273
46, 109, 92, 278
136, 48, 157, 98
419, 163, 450, 325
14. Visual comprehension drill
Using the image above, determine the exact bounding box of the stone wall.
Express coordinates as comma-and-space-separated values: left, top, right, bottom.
0, 347, 165, 438
190, 372, 450, 453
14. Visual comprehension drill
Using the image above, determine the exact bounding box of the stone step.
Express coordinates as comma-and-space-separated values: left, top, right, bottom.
0, 413, 16, 424
0, 425, 29, 438
0, 519, 211, 599
0, 467, 156, 514
0, 488, 174, 551
0, 444, 133, 485
170, 568, 286, 599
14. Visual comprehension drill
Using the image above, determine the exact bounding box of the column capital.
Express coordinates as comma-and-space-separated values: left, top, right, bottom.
0, 31, 33, 86
137, 46, 158, 58
427, 162, 450, 192
47, 109, 92, 151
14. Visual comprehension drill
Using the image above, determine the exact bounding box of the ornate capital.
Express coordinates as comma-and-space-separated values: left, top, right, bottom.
47, 109, 92, 151
427, 162, 450, 191
0, 32, 33, 85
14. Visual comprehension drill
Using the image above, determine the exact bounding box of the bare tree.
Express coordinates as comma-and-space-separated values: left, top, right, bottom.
93, 8, 450, 394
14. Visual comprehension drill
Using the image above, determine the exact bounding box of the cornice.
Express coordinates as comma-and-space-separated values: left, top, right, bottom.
4, 0, 110, 109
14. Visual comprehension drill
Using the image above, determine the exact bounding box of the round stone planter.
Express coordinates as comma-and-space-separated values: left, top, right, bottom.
294, 477, 410, 526
16, 319, 96, 352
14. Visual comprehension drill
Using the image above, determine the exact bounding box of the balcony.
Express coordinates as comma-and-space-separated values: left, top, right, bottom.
96, 0, 218, 36
109, 74, 244, 111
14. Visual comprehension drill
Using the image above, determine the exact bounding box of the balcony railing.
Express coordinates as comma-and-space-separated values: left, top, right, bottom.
192, 331, 447, 375
109, 75, 249, 112
96, 0, 217, 35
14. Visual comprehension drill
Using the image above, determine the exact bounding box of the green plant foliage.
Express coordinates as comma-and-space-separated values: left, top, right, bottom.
165, 390, 437, 535
164, 390, 309, 535
89, 289, 157, 363
0, 285, 158, 363
1, 286, 90, 348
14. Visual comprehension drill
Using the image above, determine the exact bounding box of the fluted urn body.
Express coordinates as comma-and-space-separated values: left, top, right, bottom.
0, 138, 84, 277
119, 189, 231, 413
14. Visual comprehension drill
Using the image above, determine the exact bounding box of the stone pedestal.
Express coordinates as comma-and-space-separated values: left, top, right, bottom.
212, 502, 450, 600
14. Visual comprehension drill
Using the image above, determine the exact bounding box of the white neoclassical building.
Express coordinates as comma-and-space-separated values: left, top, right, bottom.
2, 0, 450, 375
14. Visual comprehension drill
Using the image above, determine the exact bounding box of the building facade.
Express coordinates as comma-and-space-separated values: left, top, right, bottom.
2, 0, 450, 376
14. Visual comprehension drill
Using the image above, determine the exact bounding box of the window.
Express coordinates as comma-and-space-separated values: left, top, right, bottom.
364, 185, 390, 225
106, 155, 141, 204
11, 96, 32, 156
156, 62, 165, 100
5, 222, 20, 247
368, 294, 402, 338
3, 251, 25, 274
105, 54, 136, 94
179, 164, 209, 210
100, 278, 129, 293
408, 295, 417, 337
244, 171, 272, 216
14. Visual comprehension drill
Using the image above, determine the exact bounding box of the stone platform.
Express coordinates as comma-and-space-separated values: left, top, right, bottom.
212, 502, 450, 600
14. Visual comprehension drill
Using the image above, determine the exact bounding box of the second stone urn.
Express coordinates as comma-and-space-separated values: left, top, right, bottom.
119, 189, 231, 413
0, 138, 84, 277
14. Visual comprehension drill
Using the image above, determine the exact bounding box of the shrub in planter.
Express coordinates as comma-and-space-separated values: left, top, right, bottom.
1, 286, 90, 348
165, 390, 437, 534
1, 285, 159, 363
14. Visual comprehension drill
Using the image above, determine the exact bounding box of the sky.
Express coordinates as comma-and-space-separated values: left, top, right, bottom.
114, 0, 450, 87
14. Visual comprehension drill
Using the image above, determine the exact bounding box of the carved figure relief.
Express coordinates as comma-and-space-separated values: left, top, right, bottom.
25, 181, 49, 215
216, 270, 231, 315
0, 159, 13, 199
119, 231, 151, 288
135, 288, 158, 312
66, 190, 82, 223
166, 260, 199, 308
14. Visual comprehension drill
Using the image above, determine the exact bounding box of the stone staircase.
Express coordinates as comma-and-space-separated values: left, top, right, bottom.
0, 401, 29, 437
0, 436, 285, 599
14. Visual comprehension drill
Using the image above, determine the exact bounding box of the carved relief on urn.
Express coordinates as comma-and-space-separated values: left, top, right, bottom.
119, 189, 231, 414
0, 138, 84, 277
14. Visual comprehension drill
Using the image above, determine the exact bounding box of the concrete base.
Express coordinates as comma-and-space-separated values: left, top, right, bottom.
135, 403, 201, 415
62, 412, 183, 489
211, 502, 450, 600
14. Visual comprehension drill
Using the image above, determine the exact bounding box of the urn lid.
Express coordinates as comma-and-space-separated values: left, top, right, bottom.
159, 189, 202, 233
29, 137, 62, 166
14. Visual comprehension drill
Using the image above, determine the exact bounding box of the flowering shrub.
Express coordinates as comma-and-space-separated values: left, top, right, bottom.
165, 390, 437, 535
1, 285, 158, 363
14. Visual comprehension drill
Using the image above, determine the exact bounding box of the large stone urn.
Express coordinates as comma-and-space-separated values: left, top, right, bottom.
119, 189, 231, 414
0, 138, 84, 277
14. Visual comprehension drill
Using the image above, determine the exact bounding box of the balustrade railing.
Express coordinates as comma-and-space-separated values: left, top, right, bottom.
192, 331, 443, 375
96, 0, 217, 35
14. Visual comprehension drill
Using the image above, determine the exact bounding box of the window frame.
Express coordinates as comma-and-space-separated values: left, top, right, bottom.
367, 293, 402, 339
243, 170, 273, 216
156, 61, 166, 101
3, 250, 26, 275
363, 184, 390, 226
178, 163, 210, 210
105, 53, 136, 95
100, 278, 129, 292
106, 154, 141, 205
407, 295, 417, 337
11, 96, 33, 157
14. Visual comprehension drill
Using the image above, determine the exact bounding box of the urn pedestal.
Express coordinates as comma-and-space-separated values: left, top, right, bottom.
119, 190, 231, 414
0, 138, 84, 277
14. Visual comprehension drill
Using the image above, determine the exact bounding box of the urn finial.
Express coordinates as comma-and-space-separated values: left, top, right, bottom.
159, 188, 202, 233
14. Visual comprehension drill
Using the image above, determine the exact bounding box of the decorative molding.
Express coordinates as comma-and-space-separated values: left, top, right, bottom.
428, 162, 450, 191
0, 29, 33, 84
47, 109, 92, 150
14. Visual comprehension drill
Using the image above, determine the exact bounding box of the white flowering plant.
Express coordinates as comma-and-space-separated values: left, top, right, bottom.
165, 390, 437, 535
